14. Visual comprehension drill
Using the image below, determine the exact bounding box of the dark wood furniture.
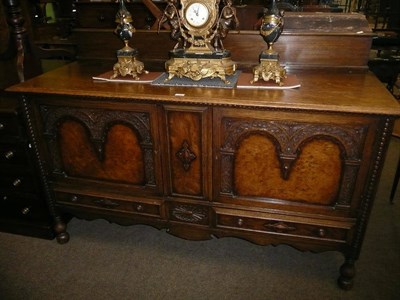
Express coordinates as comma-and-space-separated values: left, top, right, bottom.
390, 119, 400, 203
7, 60, 400, 289
5, 6, 400, 290
0, 0, 54, 239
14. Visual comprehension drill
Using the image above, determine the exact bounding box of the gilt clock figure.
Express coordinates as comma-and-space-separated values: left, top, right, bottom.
160, 0, 238, 83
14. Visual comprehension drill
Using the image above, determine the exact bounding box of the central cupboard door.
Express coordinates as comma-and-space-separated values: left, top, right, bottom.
161, 105, 212, 226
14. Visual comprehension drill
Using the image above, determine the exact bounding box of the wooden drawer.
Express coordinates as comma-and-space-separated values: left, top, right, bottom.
214, 207, 354, 243
75, 3, 116, 28
55, 191, 162, 218
0, 193, 49, 220
0, 143, 29, 165
0, 174, 37, 193
0, 113, 21, 138
74, 3, 163, 29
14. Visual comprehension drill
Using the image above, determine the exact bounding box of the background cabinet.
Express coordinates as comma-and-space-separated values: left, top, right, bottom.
0, 0, 54, 238
0, 96, 53, 238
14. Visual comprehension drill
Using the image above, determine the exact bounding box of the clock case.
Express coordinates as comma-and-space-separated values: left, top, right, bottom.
162, 0, 237, 83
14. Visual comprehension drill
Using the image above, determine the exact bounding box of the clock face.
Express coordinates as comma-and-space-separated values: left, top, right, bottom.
185, 3, 210, 28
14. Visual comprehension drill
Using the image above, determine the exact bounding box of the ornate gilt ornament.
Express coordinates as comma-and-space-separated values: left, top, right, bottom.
252, 0, 286, 85
160, 0, 238, 83
111, 0, 148, 80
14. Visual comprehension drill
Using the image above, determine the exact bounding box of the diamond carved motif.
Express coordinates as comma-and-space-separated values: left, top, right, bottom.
176, 140, 197, 171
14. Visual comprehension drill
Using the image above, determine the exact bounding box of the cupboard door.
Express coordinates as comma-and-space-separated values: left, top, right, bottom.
37, 99, 162, 195
161, 105, 212, 200
213, 108, 379, 216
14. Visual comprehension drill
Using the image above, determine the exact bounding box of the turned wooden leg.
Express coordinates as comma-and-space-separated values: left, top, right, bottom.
54, 221, 70, 244
337, 259, 356, 290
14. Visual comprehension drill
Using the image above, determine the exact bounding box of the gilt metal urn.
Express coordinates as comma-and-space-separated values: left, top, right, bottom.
111, 0, 148, 80
252, 0, 286, 85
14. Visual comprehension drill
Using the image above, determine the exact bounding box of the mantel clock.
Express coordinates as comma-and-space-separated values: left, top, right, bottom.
160, 0, 238, 83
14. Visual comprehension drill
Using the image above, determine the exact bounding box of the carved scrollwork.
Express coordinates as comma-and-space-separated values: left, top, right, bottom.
41, 106, 152, 145
171, 204, 208, 224
263, 221, 296, 233
336, 163, 360, 207
222, 118, 368, 160
220, 153, 233, 194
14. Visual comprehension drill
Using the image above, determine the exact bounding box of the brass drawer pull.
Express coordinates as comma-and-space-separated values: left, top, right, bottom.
13, 178, 22, 187
318, 228, 326, 237
21, 207, 30, 215
5, 150, 15, 159
237, 218, 244, 227
135, 204, 144, 212
0, 123, 4, 130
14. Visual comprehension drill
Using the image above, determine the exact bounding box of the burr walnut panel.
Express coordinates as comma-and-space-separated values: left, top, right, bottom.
234, 135, 342, 205
59, 121, 145, 184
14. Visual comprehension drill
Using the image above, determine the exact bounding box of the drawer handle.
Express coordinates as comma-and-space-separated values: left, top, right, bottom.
318, 228, 326, 237
135, 204, 144, 212
92, 198, 120, 209
5, 150, 15, 159
0, 123, 4, 130
264, 221, 296, 233
237, 218, 244, 227
98, 14, 106, 22
21, 207, 30, 215
13, 178, 22, 187
2, 195, 7, 201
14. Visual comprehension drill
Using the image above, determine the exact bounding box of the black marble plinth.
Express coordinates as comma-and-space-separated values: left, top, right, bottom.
169, 49, 232, 59
116, 47, 139, 57
260, 51, 279, 60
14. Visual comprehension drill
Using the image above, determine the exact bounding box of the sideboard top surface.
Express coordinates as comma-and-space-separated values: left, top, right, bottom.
6, 61, 400, 116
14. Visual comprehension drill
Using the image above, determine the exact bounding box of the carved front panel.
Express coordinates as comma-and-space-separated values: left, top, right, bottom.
214, 108, 374, 211
39, 103, 160, 191
163, 106, 211, 199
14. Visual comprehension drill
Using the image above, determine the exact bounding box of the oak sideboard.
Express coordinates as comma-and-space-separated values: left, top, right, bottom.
7, 60, 400, 289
